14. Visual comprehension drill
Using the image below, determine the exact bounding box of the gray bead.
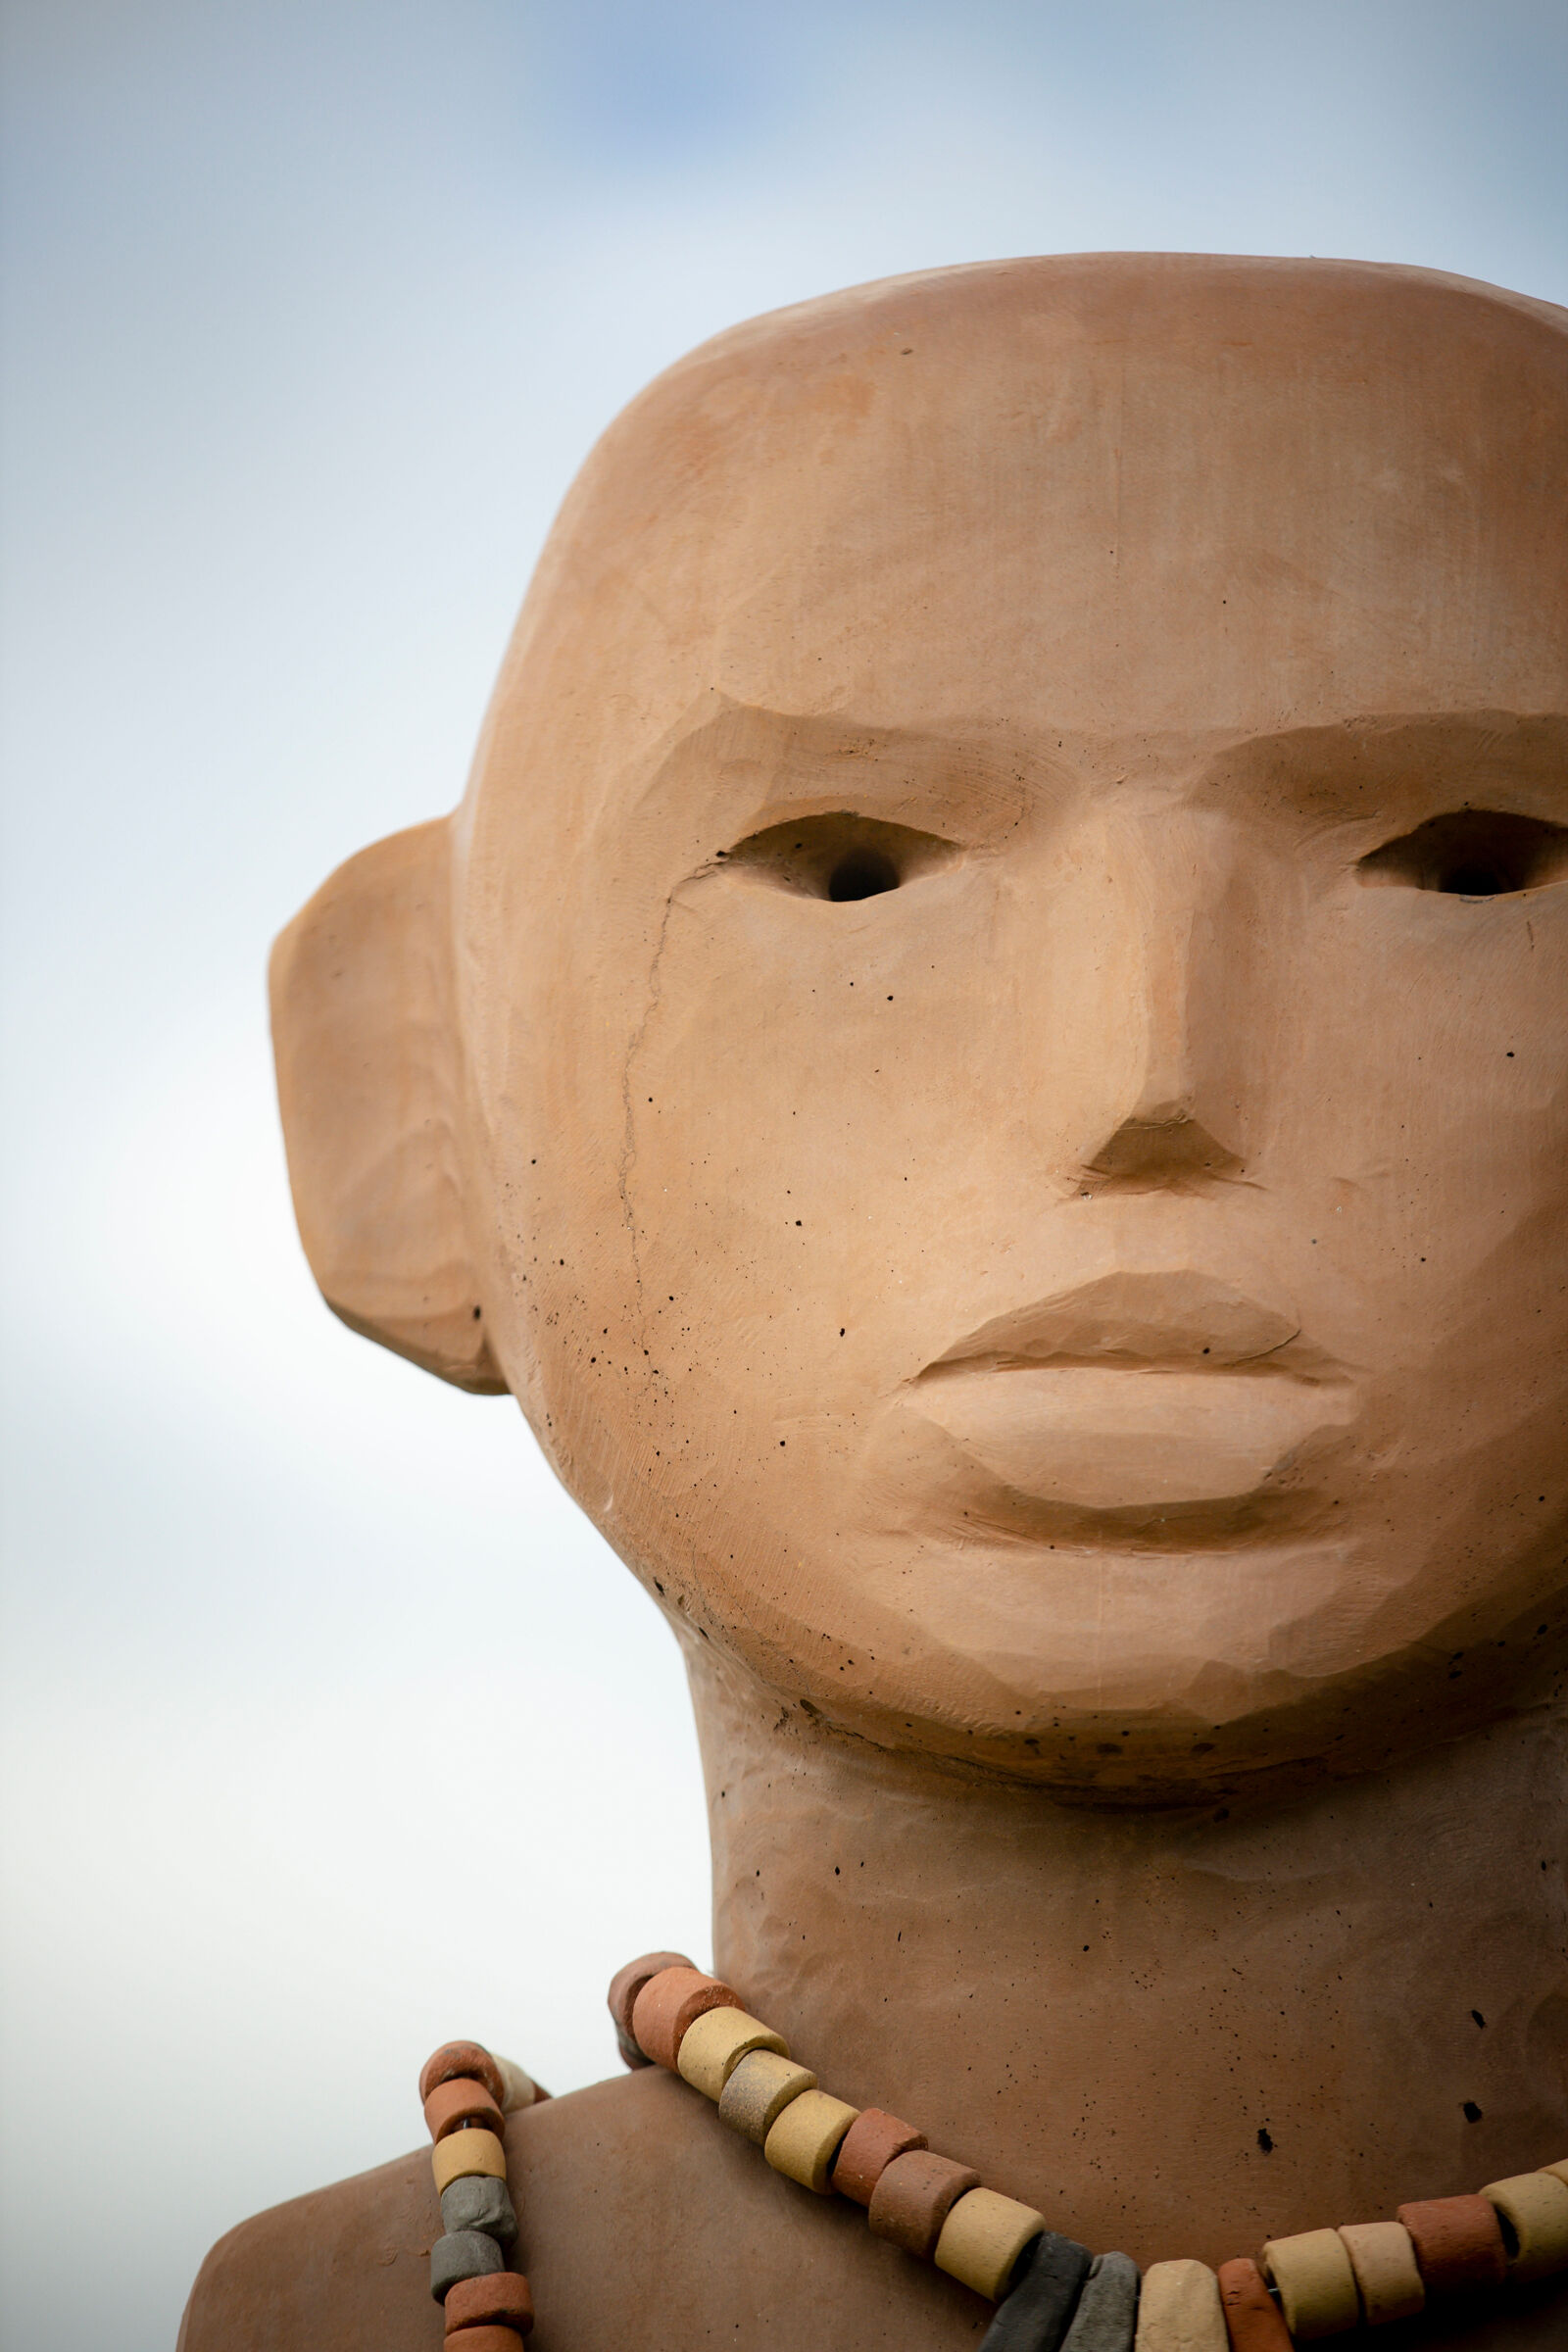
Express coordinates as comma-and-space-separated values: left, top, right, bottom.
428, 2230, 505, 2303
1060, 2253, 1140, 2352
980, 2229, 1094, 2351
440, 2174, 518, 2244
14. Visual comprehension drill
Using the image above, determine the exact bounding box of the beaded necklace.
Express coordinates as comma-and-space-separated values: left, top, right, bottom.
417, 1951, 1568, 2350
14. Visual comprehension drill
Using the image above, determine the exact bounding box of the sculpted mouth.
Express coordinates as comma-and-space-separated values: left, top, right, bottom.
885, 1270, 1352, 1529
920, 1270, 1305, 1378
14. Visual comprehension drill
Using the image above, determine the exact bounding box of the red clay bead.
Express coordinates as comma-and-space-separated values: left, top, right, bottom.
444, 2274, 535, 2334
832, 2108, 928, 2205
1217, 2258, 1292, 2351
443, 2329, 530, 2350
1396, 2194, 1508, 2292
629, 1966, 742, 2071
608, 1950, 696, 2037
867, 2150, 981, 2260
420, 2041, 505, 2109
424, 2077, 506, 2143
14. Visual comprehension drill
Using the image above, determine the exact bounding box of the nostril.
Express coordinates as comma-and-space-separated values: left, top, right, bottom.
826, 847, 899, 902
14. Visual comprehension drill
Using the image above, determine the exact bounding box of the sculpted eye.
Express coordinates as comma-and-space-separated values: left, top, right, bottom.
717, 811, 960, 901
1358, 808, 1568, 898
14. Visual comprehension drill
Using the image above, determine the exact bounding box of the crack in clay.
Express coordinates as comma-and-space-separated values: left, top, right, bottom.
616, 884, 682, 1335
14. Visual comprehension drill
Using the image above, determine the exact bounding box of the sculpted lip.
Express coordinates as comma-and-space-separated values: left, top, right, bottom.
899, 1270, 1351, 1522
920, 1269, 1306, 1378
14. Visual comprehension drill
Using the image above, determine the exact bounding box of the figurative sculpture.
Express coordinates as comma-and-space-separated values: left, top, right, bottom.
180, 253, 1568, 2349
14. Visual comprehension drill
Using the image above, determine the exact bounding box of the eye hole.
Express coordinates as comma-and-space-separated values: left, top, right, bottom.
1357, 808, 1568, 897
717, 810, 958, 900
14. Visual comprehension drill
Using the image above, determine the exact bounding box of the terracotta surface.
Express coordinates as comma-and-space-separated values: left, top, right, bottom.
188, 254, 1568, 2347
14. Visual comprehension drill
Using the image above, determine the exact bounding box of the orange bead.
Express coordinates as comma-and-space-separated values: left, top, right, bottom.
867, 2150, 981, 2260
629, 1966, 742, 2070
420, 2041, 505, 2109
425, 2077, 506, 2143
607, 1950, 696, 2037
1217, 2258, 1292, 2351
445, 2274, 534, 2335
1396, 2194, 1507, 2293
443, 2330, 530, 2350
832, 2108, 928, 2205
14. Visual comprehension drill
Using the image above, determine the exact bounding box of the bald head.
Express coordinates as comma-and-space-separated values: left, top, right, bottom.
278, 255, 1568, 1796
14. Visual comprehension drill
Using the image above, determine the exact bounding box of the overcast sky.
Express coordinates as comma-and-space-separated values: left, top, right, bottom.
2, 5, 1565, 2347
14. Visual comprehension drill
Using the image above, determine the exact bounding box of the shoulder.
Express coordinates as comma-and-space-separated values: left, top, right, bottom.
176, 2137, 434, 2352
177, 2068, 990, 2350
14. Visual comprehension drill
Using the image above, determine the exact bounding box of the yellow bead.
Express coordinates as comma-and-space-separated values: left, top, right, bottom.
1335, 2222, 1424, 2326
1482, 2170, 1568, 2282
716, 2049, 817, 2145
431, 2127, 508, 2194
1133, 2259, 1227, 2351
933, 2187, 1046, 2300
1260, 2229, 1358, 2338
677, 2006, 789, 2099
763, 2088, 860, 2192
1541, 2157, 1568, 2191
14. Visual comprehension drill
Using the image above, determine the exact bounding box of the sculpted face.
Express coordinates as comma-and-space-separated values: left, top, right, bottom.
321, 258, 1568, 1795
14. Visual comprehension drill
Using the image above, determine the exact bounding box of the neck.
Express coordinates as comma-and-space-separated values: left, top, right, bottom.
685, 1642, 1566, 2268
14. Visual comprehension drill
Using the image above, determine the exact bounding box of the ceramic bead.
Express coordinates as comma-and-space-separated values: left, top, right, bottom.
630, 1966, 742, 2070
831, 2107, 928, 2205
1395, 2193, 1507, 2292
1481, 2169, 1568, 2282
441, 2176, 517, 2246
425, 2077, 507, 2142
1543, 2158, 1568, 2190
1258, 2227, 1358, 2337
607, 1950, 696, 2037
494, 2056, 539, 2113
420, 2041, 506, 2110
429, 2231, 506, 2302
1058, 2251, 1141, 2352
935, 2186, 1049, 2300
764, 2088, 860, 2192
1215, 2258, 1291, 2351
432, 2127, 509, 2195
444, 2273, 535, 2335
1334, 2222, 1423, 2326
716, 2049, 817, 2144
979, 2229, 1094, 2350
867, 2149, 982, 2261
677, 2005, 788, 2099
1132, 2260, 1226, 2352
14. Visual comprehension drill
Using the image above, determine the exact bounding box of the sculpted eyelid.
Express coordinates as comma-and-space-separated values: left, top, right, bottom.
714, 810, 965, 901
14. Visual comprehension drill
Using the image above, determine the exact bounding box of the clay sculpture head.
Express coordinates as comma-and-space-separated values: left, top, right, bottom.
271, 254, 1568, 1805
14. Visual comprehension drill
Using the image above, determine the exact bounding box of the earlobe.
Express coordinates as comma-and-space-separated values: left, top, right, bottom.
270, 816, 507, 1394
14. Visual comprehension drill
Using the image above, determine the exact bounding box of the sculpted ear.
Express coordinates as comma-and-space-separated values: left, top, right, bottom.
270, 817, 507, 1394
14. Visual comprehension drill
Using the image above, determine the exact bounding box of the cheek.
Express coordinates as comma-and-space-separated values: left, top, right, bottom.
618, 871, 1072, 1396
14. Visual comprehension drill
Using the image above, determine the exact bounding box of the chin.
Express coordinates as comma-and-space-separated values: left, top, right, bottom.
715, 1504, 1567, 1807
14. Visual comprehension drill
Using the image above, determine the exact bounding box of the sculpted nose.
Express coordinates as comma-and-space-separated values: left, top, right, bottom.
1075, 809, 1245, 1185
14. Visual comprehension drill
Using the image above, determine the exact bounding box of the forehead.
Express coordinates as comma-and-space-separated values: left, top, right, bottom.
471, 256, 1567, 857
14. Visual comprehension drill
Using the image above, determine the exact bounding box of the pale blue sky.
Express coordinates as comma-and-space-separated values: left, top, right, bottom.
3, 6, 1565, 2346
